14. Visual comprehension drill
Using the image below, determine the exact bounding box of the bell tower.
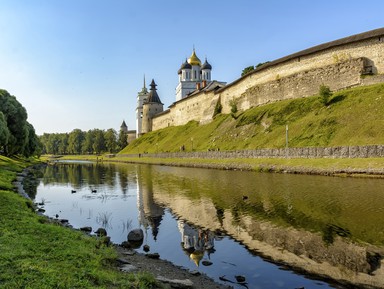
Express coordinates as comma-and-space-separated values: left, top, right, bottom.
136, 75, 149, 137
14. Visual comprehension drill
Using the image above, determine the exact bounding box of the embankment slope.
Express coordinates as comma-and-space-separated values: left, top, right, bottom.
122, 83, 384, 154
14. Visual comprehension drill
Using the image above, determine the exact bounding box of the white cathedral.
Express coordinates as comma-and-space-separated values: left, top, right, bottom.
175, 49, 212, 101
134, 49, 220, 138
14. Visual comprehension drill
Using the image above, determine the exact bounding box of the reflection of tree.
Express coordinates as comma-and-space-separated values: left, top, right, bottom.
41, 163, 117, 190
41, 162, 138, 197
322, 223, 351, 245
117, 167, 129, 195
214, 204, 225, 227
137, 165, 164, 241
22, 165, 44, 199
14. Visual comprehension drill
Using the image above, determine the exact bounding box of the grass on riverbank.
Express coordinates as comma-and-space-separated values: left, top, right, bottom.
121, 83, 384, 154
53, 154, 384, 177
0, 155, 158, 288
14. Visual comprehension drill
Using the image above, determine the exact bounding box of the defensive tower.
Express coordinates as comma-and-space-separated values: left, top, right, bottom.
141, 79, 163, 134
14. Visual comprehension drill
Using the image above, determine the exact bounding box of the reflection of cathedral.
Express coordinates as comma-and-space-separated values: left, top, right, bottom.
136, 166, 164, 241
178, 220, 216, 266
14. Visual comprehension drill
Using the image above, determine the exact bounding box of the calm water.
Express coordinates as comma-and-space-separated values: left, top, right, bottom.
34, 161, 384, 289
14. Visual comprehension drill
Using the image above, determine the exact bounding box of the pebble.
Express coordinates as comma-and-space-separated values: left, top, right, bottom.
146, 253, 160, 259
95, 227, 107, 237
156, 276, 193, 289
123, 249, 136, 256
235, 275, 246, 283
117, 258, 130, 264
143, 244, 150, 252
189, 270, 201, 276
120, 264, 137, 273
80, 226, 92, 232
202, 260, 213, 266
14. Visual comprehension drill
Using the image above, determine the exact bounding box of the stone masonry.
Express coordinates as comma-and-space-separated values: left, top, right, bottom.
151, 28, 384, 131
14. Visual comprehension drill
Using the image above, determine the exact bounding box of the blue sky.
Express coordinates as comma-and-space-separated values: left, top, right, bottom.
0, 0, 383, 135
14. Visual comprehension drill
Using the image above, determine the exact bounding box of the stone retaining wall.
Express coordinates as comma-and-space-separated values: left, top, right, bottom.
122, 145, 384, 159
150, 29, 384, 132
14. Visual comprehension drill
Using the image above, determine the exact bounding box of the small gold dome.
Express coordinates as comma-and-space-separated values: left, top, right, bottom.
190, 250, 204, 266
188, 49, 201, 66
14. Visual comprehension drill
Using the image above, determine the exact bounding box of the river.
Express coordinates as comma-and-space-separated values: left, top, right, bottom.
34, 161, 384, 289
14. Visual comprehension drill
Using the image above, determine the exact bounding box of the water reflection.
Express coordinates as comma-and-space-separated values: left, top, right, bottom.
137, 164, 384, 288
137, 165, 164, 241
35, 162, 384, 289
178, 221, 216, 266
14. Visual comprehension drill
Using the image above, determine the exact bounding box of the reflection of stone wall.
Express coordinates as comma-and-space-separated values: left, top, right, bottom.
152, 188, 384, 288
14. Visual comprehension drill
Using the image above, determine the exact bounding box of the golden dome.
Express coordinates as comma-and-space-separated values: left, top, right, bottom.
190, 250, 204, 266
187, 49, 201, 66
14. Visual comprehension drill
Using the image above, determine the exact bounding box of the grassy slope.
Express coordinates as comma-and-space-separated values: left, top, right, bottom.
121, 83, 384, 154
0, 156, 157, 288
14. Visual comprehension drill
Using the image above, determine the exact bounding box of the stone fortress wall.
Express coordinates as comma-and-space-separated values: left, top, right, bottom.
152, 87, 220, 130
151, 28, 384, 132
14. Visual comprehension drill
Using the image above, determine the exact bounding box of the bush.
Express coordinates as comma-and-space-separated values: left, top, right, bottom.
213, 100, 222, 117
319, 85, 332, 106
229, 99, 238, 116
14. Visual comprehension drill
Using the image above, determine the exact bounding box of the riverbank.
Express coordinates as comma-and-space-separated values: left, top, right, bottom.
0, 156, 152, 288
0, 155, 229, 289
52, 154, 384, 178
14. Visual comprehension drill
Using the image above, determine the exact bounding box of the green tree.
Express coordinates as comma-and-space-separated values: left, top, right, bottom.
117, 129, 128, 151
319, 85, 332, 106
58, 133, 69, 155
82, 130, 94, 154
68, 129, 85, 154
241, 65, 255, 76
22, 122, 39, 157
256, 61, 270, 68
104, 129, 117, 153
0, 112, 10, 153
213, 98, 222, 117
0, 89, 37, 156
0, 90, 27, 155
93, 129, 105, 154
229, 98, 238, 117
39, 133, 49, 154
46, 134, 60, 155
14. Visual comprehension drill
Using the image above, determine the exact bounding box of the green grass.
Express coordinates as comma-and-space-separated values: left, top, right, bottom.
0, 156, 26, 190
0, 155, 159, 288
100, 155, 384, 175
121, 83, 384, 154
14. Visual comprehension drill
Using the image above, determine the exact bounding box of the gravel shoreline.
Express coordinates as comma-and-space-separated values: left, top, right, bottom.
115, 246, 232, 289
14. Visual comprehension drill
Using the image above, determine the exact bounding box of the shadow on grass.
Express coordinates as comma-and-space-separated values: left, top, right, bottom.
328, 94, 346, 105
